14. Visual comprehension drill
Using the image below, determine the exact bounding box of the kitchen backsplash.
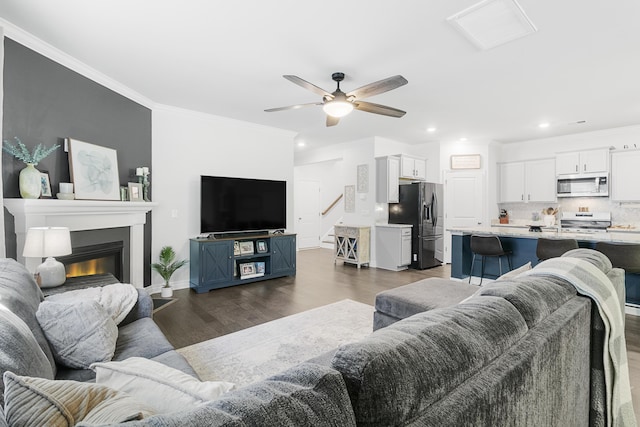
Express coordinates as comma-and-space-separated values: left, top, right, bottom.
499, 199, 640, 227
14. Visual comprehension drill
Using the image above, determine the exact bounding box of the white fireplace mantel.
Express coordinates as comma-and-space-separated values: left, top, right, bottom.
4, 199, 157, 287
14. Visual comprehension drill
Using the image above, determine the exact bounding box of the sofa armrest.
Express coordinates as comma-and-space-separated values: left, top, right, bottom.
120, 288, 153, 326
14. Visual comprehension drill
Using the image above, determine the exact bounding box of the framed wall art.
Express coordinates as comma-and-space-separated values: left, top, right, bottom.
357, 164, 369, 193
68, 138, 120, 200
450, 154, 481, 170
344, 185, 355, 213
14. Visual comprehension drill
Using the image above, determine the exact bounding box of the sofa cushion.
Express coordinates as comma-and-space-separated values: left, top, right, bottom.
151, 350, 200, 378
3, 371, 153, 426
375, 278, 478, 320
0, 307, 55, 405
0, 259, 56, 376
36, 299, 118, 369
332, 296, 528, 426
91, 357, 234, 414
477, 276, 576, 329
114, 317, 175, 361
122, 363, 357, 427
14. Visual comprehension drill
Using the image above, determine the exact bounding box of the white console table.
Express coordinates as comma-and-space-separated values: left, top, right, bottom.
334, 225, 370, 268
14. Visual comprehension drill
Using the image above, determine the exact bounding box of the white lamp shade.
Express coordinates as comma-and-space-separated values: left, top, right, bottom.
23, 227, 72, 258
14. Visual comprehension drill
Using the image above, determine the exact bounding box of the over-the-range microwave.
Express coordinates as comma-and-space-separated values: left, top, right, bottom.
556, 173, 608, 198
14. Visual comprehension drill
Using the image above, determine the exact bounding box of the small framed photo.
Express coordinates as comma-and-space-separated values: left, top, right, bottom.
239, 262, 256, 277
234, 241, 241, 256
128, 182, 143, 202
255, 262, 265, 274
239, 241, 254, 255
40, 173, 52, 197
256, 240, 268, 253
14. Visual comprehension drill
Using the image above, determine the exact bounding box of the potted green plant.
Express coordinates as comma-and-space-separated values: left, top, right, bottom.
151, 246, 188, 298
2, 137, 59, 199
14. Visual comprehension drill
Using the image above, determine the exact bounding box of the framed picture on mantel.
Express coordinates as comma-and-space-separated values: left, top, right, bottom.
68, 138, 120, 200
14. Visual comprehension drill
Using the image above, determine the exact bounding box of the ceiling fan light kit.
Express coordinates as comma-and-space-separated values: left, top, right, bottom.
266, 72, 407, 126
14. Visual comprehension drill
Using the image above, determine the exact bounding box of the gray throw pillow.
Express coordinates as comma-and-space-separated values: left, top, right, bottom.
36, 299, 118, 369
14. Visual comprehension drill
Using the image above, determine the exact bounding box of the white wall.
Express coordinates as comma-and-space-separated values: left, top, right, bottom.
152, 105, 296, 288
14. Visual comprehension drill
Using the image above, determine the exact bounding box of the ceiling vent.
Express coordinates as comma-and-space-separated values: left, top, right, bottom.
447, 0, 537, 50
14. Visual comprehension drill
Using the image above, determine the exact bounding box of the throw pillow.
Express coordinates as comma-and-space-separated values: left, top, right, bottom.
497, 261, 532, 281
91, 357, 235, 414
36, 299, 118, 369
45, 283, 138, 325
2, 371, 154, 426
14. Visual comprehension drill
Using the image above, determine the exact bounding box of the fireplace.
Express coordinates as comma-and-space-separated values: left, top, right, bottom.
57, 227, 130, 282
59, 241, 124, 281
3, 199, 155, 288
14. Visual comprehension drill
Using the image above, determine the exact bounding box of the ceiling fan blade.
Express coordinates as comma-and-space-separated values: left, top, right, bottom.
283, 75, 333, 98
354, 101, 406, 118
347, 75, 408, 100
265, 102, 322, 112
326, 115, 340, 127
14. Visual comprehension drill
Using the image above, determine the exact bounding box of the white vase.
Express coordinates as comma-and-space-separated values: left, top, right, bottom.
19, 163, 42, 199
543, 215, 556, 227
160, 287, 173, 298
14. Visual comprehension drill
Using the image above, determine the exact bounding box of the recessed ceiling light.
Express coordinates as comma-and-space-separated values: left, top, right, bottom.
447, 0, 537, 50
460, 137, 468, 142
427, 127, 437, 133
297, 142, 306, 147
538, 122, 550, 128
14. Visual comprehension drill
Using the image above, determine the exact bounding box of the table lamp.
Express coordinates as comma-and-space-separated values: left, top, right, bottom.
23, 227, 72, 288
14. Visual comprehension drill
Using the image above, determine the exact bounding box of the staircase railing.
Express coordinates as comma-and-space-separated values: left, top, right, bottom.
322, 194, 343, 216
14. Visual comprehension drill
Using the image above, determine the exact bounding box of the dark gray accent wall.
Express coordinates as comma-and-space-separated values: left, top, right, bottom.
2, 38, 153, 285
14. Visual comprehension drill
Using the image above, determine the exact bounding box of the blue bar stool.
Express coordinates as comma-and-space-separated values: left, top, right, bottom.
469, 234, 512, 285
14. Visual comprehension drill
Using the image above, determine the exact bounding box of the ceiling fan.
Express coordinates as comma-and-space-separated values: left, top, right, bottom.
265, 72, 408, 127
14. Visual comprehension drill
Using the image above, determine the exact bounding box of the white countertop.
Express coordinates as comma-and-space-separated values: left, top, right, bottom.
376, 223, 413, 228
448, 226, 640, 244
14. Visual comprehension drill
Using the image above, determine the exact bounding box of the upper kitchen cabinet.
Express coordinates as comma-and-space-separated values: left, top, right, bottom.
556, 148, 609, 175
376, 156, 400, 203
499, 158, 556, 203
399, 155, 426, 180
611, 149, 640, 201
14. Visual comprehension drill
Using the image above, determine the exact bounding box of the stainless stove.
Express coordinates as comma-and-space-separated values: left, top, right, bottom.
560, 212, 611, 233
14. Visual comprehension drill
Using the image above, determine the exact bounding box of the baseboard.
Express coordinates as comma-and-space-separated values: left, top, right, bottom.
625, 304, 640, 317
147, 279, 190, 295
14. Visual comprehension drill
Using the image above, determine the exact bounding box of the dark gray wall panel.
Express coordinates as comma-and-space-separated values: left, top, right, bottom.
2, 38, 153, 285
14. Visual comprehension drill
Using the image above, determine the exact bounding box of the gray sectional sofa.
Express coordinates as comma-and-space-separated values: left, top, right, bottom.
0, 250, 628, 426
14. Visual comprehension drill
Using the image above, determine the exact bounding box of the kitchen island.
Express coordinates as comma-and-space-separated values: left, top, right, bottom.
449, 226, 640, 306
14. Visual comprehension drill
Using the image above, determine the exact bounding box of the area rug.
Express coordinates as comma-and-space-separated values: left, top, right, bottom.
177, 299, 374, 387
152, 297, 177, 313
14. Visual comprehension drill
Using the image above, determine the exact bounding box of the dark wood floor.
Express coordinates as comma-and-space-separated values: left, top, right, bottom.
154, 248, 639, 416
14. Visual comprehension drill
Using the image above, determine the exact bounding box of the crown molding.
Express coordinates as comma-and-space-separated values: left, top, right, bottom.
0, 18, 156, 109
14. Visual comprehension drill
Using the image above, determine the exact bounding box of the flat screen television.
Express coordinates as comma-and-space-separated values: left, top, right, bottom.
200, 175, 286, 234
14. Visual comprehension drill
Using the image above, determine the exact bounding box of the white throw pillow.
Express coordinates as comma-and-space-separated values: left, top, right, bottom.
91, 357, 235, 414
497, 262, 532, 281
36, 299, 118, 369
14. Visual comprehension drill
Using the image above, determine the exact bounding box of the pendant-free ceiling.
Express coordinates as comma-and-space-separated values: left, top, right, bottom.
265, 72, 408, 127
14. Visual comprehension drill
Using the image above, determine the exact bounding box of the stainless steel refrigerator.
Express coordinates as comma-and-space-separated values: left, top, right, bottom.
388, 182, 443, 269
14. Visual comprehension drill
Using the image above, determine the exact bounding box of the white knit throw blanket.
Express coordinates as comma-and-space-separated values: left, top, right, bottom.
521, 257, 636, 427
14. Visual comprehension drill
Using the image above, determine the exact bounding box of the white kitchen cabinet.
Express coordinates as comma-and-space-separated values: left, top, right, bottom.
399, 155, 426, 180
556, 148, 609, 175
376, 156, 400, 203
499, 158, 556, 203
611, 149, 640, 201
376, 225, 412, 271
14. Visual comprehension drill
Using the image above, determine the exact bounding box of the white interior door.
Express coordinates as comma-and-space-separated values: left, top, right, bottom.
295, 180, 321, 249
443, 171, 485, 263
